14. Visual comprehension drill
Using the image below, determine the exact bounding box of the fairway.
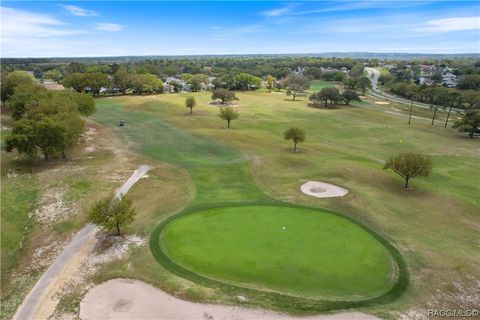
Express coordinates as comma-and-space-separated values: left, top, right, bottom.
160, 205, 396, 299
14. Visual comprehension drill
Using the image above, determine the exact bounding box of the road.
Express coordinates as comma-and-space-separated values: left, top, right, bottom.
12, 164, 151, 320
364, 67, 432, 109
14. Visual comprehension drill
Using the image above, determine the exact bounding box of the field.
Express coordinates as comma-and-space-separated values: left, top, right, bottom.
89, 89, 479, 317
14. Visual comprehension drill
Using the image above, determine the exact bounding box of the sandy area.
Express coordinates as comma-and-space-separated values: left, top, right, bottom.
374, 101, 390, 105
80, 279, 379, 320
300, 181, 349, 198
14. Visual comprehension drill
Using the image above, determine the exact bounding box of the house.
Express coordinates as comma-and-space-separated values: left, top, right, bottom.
442, 72, 457, 88
340, 67, 349, 73
418, 77, 434, 85
42, 80, 64, 91
164, 76, 187, 92
292, 66, 306, 76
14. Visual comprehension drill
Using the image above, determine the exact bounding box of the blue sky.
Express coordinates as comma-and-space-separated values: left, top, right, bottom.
1, 1, 479, 57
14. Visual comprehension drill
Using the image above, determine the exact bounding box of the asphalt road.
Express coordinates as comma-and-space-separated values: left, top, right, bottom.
364, 67, 433, 109
12, 164, 151, 320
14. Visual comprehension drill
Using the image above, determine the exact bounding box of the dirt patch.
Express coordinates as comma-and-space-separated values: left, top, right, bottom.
80, 279, 380, 320
34, 188, 71, 225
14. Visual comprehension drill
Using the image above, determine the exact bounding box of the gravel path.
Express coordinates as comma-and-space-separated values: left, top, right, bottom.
80, 279, 380, 320
12, 165, 151, 320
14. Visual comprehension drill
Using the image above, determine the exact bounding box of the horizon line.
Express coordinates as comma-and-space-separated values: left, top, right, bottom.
2, 51, 480, 59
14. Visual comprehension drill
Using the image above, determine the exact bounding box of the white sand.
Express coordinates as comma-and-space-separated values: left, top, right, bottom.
300, 181, 349, 198
80, 279, 379, 320
374, 101, 390, 105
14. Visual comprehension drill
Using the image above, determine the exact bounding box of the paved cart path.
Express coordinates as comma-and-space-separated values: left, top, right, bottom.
12, 165, 151, 320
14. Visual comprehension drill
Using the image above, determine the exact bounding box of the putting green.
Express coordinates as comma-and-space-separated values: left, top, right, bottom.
160, 204, 397, 300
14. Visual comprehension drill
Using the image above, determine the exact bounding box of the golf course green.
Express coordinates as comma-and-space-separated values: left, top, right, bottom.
159, 204, 396, 299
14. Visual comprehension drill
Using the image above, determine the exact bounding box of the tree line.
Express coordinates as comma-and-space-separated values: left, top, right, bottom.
1, 71, 96, 160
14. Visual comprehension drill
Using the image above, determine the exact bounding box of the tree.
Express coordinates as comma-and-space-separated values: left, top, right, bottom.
309, 87, 341, 107
350, 63, 364, 77
384, 152, 432, 189
5, 117, 66, 161
64, 91, 96, 116
405, 87, 419, 125
1, 71, 35, 105
88, 196, 136, 235
357, 76, 371, 95
453, 109, 480, 138
142, 74, 164, 94
185, 96, 196, 114
443, 92, 462, 128
212, 88, 238, 104
343, 77, 357, 89
457, 74, 480, 89
218, 107, 239, 129
284, 127, 306, 152
129, 73, 163, 94
9, 84, 48, 120
83, 73, 110, 96
5, 89, 91, 160
113, 68, 130, 95
285, 74, 310, 100
341, 89, 361, 105
265, 75, 275, 92
44, 69, 63, 82
234, 73, 262, 90
189, 74, 209, 92
431, 87, 449, 125
378, 74, 393, 85
63, 73, 86, 93
463, 91, 480, 109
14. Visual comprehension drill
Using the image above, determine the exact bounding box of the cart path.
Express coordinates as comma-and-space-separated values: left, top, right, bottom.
12, 164, 151, 320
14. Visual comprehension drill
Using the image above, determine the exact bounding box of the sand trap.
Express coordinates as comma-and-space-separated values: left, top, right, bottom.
300, 181, 349, 198
359, 95, 367, 99
374, 101, 390, 105
80, 279, 378, 320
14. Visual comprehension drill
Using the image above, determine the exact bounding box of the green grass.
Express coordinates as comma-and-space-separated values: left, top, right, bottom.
92, 100, 243, 168
161, 204, 395, 299
92, 91, 478, 315
0, 174, 38, 284
309, 80, 338, 92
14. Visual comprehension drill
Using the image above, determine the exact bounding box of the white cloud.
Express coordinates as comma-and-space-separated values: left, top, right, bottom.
416, 16, 480, 32
262, 3, 299, 17
95, 23, 125, 32
59, 4, 98, 17
1, 7, 87, 38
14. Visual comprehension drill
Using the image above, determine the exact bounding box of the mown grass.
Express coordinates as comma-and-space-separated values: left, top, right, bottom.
160, 204, 395, 299
309, 80, 339, 92
92, 90, 478, 316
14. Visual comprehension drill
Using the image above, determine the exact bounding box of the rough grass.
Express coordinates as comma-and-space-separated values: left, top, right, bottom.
92, 91, 478, 316
0, 174, 38, 283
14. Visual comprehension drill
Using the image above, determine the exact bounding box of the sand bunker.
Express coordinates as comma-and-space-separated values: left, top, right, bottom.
300, 181, 349, 198
80, 279, 378, 320
374, 101, 390, 105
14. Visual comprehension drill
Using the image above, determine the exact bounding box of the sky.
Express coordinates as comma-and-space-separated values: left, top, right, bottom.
1, 1, 479, 57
